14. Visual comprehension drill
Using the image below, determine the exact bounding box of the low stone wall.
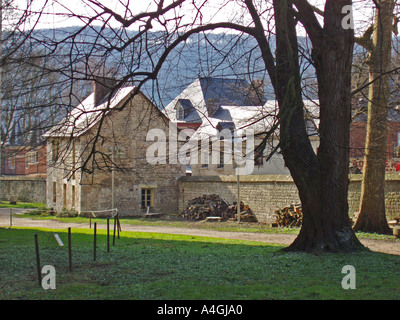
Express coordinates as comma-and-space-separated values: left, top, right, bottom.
178, 174, 400, 223
0, 176, 46, 203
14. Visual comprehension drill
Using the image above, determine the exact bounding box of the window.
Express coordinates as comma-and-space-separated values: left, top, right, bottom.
63, 184, 67, 208
199, 140, 209, 168
218, 140, 224, 169
254, 153, 264, 167
72, 142, 76, 180
8, 156, 15, 169
28, 151, 38, 164
71, 185, 76, 209
176, 105, 184, 120
141, 188, 154, 209
53, 182, 57, 203
52, 141, 59, 162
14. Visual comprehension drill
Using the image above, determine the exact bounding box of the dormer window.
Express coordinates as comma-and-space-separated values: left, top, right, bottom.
176, 105, 184, 120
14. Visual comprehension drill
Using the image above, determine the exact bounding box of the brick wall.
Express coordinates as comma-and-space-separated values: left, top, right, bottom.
178, 174, 400, 223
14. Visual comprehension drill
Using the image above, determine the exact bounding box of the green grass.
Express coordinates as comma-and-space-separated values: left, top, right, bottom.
1, 227, 399, 300
0, 201, 46, 209
16, 214, 396, 240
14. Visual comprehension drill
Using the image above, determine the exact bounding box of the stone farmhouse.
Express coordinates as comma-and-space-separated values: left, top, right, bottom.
43, 78, 185, 215
163, 77, 320, 176
42, 76, 322, 217
43, 75, 400, 221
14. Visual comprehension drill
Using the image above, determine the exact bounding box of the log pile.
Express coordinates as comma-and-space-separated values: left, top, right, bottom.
181, 195, 257, 222
181, 194, 230, 220
275, 203, 302, 227
231, 201, 258, 222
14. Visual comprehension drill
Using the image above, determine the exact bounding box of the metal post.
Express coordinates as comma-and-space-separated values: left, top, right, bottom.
107, 218, 110, 252
9, 207, 12, 227
0, 1, 3, 204
117, 213, 120, 238
93, 222, 97, 261
237, 174, 241, 223
112, 149, 115, 210
34, 234, 41, 286
113, 216, 116, 245
68, 227, 72, 272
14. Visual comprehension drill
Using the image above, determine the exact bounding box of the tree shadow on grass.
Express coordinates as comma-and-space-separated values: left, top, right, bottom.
1, 227, 400, 299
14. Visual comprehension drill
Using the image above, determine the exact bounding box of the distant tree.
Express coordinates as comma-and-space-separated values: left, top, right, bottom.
353, 0, 395, 235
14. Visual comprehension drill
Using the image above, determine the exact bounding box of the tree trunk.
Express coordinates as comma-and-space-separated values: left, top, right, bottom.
274, 0, 364, 253
353, 0, 394, 235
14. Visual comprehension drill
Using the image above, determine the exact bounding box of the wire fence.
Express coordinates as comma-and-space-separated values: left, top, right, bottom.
0, 209, 122, 289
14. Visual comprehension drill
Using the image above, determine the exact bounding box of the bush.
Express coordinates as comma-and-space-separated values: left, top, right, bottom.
57, 209, 78, 217
26, 208, 55, 216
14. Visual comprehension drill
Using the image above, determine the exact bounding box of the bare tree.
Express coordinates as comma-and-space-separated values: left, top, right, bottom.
353, 0, 395, 235
7, 0, 367, 253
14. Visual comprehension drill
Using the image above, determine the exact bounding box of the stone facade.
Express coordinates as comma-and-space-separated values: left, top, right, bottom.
178, 174, 400, 223
0, 176, 46, 203
46, 89, 185, 216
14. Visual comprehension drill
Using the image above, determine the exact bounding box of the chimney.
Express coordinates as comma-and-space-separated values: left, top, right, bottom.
93, 76, 117, 106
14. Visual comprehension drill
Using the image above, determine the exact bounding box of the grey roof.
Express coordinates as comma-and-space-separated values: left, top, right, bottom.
163, 77, 265, 122
43, 86, 136, 138
198, 77, 262, 108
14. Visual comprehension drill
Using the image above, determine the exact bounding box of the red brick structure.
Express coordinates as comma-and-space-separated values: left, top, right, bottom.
349, 119, 400, 173
1, 145, 46, 177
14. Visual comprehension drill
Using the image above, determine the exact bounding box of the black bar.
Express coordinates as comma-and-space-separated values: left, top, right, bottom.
107, 218, 110, 253
34, 234, 41, 286
93, 222, 97, 261
68, 227, 72, 271
117, 213, 121, 234
113, 216, 116, 245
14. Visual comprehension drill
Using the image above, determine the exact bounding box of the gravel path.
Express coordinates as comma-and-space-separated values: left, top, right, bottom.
1, 215, 400, 256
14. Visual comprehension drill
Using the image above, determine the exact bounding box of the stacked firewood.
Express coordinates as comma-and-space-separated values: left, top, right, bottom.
181, 195, 257, 222
230, 201, 258, 222
275, 203, 303, 227
181, 194, 230, 220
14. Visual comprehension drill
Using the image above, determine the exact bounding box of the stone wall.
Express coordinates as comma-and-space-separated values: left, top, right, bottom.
46, 90, 185, 216
178, 174, 400, 223
0, 176, 46, 203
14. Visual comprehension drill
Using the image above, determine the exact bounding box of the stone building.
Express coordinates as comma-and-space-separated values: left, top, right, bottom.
1, 145, 46, 177
163, 77, 319, 175
44, 79, 185, 216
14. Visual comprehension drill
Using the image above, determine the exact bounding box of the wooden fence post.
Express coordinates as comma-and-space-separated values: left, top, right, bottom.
107, 218, 110, 253
34, 234, 41, 286
117, 213, 121, 234
68, 227, 72, 272
93, 222, 97, 261
113, 216, 116, 246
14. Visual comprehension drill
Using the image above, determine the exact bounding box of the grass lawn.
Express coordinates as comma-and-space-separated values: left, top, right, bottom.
0, 201, 46, 209
16, 213, 396, 240
1, 226, 399, 300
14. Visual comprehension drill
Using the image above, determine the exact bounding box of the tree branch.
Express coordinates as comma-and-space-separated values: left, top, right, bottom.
293, 0, 323, 48
355, 25, 374, 51
243, 0, 277, 89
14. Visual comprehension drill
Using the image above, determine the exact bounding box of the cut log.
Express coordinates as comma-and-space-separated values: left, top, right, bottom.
274, 203, 303, 227
181, 195, 257, 222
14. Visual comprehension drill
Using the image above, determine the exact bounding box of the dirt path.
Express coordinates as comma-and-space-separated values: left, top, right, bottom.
1, 215, 400, 256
